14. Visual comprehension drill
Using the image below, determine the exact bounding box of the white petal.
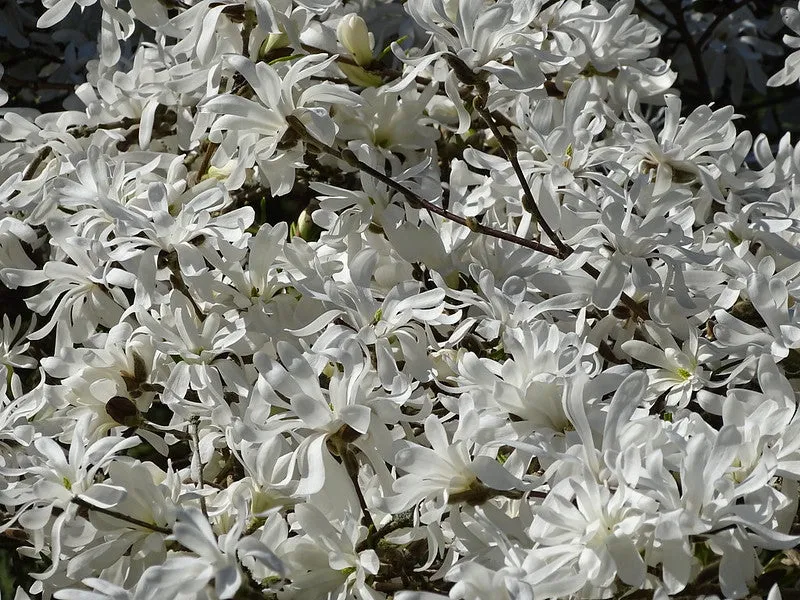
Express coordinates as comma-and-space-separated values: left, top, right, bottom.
237, 537, 285, 575
291, 394, 332, 430
80, 484, 127, 509
339, 404, 371, 434
171, 507, 221, 560
620, 340, 673, 371
37, 0, 75, 28
471, 456, 526, 491
215, 563, 242, 600
295, 434, 329, 495
607, 533, 645, 587
593, 256, 626, 310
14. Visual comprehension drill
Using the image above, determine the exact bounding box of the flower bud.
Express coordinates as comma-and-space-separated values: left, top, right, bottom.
258, 32, 289, 59
296, 209, 313, 241
337, 14, 374, 67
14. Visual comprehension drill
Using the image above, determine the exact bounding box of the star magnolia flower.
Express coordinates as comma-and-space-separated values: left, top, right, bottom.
402, 0, 559, 91
618, 94, 737, 198
140, 506, 284, 600
621, 323, 713, 408
528, 470, 656, 592
281, 503, 380, 600
390, 413, 530, 510
589, 178, 698, 311
769, 2, 800, 87
0, 414, 139, 581
337, 13, 375, 67
0, 218, 134, 349
714, 266, 800, 360
198, 54, 359, 195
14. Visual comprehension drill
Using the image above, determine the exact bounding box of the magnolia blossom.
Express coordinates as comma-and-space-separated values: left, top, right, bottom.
199, 54, 359, 195
402, 0, 557, 91
148, 506, 283, 599
528, 473, 655, 593
337, 14, 375, 67
390, 414, 530, 511
768, 2, 800, 87
714, 265, 800, 360
280, 503, 380, 600
621, 323, 713, 408
3, 0, 800, 599
618, 94, 738, 197
0, 218, 134, 348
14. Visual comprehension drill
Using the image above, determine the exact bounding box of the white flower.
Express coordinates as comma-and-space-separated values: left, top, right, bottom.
143, 506, 283, 600
0, 218, 134, 348
199, 54, 359, 195
108, 178, 254, 275
337, 14, 375, 67
618, 94, 737, 197
134, 292, 249, 410
621, 323, 713, 408
0, 414, 139, 580
714, 263, 800, 360
768, 3, 800, 87
333, 85, 439, 152
281, 503, 379, 600
587, 177, 699, 311
403, 0, 555, 90
390, 414, 529, 510
0, 314, 36, 372
528, 470, 654, 592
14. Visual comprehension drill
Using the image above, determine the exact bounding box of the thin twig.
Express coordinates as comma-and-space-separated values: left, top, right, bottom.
357, 511, 414, 552
196, 140, 220, 181
341, 446, 377, 531
22, 147, 52, 180
72, 495, 172, 534
286, 117, 560, 256
286, 115, 650, 321
471, 89, 572, 258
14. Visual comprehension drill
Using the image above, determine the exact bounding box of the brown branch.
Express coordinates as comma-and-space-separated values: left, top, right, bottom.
471, 87, 572, 258
196, 140, 220, 180
22, 147, 52, 180
191, 416, 209, 519
71, 495, 172, 534
286, 115, 650, 322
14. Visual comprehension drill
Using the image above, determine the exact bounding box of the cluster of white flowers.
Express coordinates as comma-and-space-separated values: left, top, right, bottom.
3, 0, 800, 599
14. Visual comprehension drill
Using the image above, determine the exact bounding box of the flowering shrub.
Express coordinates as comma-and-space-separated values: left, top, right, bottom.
3, 0, 800, 599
